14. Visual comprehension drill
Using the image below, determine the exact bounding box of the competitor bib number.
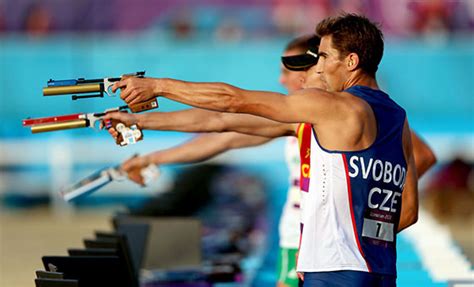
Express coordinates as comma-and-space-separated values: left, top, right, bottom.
362, 218, 394, 242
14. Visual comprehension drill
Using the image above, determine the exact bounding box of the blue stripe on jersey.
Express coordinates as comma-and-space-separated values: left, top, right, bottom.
342, 86, 407, 276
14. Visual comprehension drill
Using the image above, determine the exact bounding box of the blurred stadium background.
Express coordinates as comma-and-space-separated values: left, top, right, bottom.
0, 0, 473, 286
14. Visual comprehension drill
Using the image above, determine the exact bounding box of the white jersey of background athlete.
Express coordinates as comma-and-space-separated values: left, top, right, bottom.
278, 137, 301, 249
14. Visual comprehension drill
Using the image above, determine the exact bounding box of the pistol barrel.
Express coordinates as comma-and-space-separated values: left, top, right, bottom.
43, 84, 102, 96
31, 120, 88, 133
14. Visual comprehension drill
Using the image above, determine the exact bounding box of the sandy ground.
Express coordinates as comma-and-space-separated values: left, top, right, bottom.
0, 203, 472, 287
0, 207, 112, 287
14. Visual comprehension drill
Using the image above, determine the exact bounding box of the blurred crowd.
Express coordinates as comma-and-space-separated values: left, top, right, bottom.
423, 158, 474, 220
0, 0, 473, 39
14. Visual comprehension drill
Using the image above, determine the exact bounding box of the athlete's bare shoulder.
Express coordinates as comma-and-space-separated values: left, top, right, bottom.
340, 91, 374, 117
309, 90, 377, 151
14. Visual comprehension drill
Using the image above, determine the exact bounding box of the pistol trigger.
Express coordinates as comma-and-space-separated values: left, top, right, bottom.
103, 78, 115, 97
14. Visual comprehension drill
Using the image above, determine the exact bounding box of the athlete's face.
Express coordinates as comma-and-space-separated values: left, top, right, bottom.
303, 62, 327, 90
316, 35, 348, 92
279, 49, 307, 93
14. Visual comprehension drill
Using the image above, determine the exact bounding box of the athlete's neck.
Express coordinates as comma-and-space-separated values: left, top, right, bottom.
343, 71, 379, 91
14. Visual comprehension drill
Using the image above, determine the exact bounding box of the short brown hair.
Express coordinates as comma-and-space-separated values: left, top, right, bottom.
316, 13, 384, 76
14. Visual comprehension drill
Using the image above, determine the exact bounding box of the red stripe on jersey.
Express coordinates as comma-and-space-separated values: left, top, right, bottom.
297, 223, 304, 267
298, 123, 312, 192
342, 153, 372, 272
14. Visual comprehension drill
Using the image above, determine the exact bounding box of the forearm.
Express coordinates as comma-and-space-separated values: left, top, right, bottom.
146, 132, 272, 165
137, 109, 222, 133
398, 159, 419, 232
136, 108, 295, 138
157, 79, 246, 113
398, 122, 419, 232
156, 78, 301, 123
147, 134, 226, 165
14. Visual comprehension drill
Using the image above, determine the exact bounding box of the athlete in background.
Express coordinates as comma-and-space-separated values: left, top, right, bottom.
118, 35, 318, 287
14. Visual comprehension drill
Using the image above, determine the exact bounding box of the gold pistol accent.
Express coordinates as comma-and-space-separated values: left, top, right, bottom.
43, 84, 102, 96
31, 120, 88, 133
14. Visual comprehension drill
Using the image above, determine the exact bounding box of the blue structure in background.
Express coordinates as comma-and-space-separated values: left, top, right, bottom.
0, 35, 473, 137
0, 35, 472, 287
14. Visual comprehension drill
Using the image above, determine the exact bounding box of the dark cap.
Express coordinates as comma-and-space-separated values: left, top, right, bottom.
281, 35, 320, 71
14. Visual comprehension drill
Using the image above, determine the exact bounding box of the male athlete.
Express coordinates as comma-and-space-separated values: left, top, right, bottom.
105, 13, 431, 286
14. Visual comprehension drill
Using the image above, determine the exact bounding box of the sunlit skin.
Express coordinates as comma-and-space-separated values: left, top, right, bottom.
303, 63, 327, 91
279, 49, 307, 93
315, 36, 347, 92
280, 48, 327, 92
108, 48, 321, 187
316, 35, 378, 92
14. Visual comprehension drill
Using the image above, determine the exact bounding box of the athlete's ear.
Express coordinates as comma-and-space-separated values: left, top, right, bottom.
346, 53, 359, 72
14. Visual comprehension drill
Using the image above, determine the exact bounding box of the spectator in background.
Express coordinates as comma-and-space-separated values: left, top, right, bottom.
0, 3, 5, 32
272, 0, 331, 35
450, 0, 474, 33
22, 2, 52, 37
214, 18, 244, 42
409, 0, 452, 36
171, 9, 194, 39
423, 157, 474, 220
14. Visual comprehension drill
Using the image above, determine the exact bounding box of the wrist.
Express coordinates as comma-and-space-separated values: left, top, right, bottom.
142, 155, 152, 166
154, 78, 166, 95
136, 114, 146, 129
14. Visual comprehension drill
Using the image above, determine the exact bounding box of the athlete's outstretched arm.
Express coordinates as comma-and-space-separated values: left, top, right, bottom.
103, 108, 297, 139
410, 131, 437, 178
111, 77, 345, 126
398, 120, 419, 232
124, 132, 272, 185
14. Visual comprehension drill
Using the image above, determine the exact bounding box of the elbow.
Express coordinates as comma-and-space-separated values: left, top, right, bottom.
414, 148, 438, 178
406, 208, 419, 228
416, 149, 437, 177
409, 211, 419, 226
427, 149, 437, 169
399, 203, 419, 232
421, 145, 437, 169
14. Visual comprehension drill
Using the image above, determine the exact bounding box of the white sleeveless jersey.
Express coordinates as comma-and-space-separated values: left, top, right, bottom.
278, 137, 301, 249
297, 123, 369, 273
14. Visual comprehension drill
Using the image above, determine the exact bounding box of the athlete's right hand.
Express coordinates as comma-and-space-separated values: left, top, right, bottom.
102, 111, 139, 140
122, 155, 151, 186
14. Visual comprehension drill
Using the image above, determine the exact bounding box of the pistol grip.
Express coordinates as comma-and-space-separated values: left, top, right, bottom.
105, 119, 143, 146
128, 98, 159, 113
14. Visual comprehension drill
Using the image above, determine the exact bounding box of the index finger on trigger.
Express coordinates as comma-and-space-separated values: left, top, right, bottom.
111, 80, 127, 93
102, 111, 121, 121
